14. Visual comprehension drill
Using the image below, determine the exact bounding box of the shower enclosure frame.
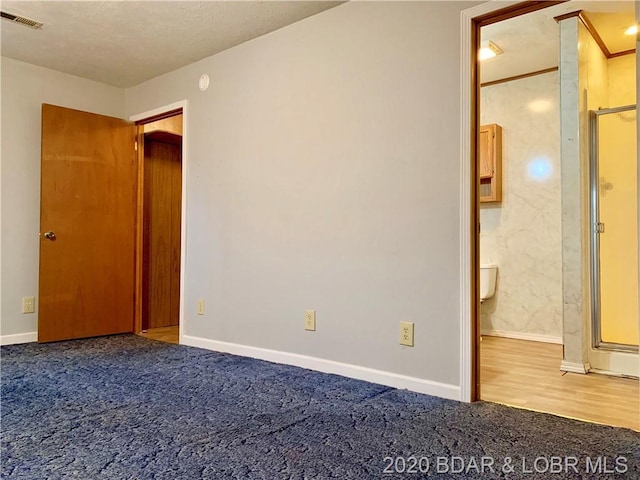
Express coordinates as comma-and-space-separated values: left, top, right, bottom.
589, 104, 639, 354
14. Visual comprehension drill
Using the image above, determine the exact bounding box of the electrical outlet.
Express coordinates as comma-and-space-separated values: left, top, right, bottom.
399, 321, 414, 347
304, 310, 316, 331
197, 299, 205, 315
22, 296, 35, 314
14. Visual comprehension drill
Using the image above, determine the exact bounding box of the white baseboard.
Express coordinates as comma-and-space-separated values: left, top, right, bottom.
182, 335, 461, 401
560, 360, 591, 374
481, 329, 563, 345
1, 332, 37, 346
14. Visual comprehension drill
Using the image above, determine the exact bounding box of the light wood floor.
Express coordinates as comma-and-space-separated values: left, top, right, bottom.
481, 336, 639, 431
137, 326, 179, 344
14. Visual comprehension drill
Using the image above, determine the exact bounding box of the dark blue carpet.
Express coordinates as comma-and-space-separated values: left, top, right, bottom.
1, 335, 638, 479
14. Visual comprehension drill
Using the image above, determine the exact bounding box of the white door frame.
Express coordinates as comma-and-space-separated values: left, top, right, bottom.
129, 100, 189, 344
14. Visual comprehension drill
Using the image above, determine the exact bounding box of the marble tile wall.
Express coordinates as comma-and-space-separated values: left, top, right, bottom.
559, 18, 609, 369
480, 71, 563, 340
559, 18, 586, 367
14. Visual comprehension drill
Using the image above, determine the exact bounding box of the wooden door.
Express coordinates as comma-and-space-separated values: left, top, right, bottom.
142, 134, 182, 329
39, 104, 137, 342
478, 125, 494, 180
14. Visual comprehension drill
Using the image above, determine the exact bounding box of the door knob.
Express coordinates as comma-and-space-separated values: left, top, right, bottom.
43, 231, 56, 241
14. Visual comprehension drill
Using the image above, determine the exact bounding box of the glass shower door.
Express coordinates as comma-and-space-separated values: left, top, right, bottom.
591, 105, 639, 362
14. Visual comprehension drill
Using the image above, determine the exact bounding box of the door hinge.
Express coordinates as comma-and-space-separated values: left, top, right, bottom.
135, 140, 138, 152
595, 222, 605, 233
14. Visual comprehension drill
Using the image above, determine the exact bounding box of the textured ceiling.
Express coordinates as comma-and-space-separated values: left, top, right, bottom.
1, 1, 635, 88
481, 0, 636, 84
0, 1, 343, 87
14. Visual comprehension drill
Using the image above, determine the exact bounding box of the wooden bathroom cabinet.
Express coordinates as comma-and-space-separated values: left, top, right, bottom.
479, 123, 502, 203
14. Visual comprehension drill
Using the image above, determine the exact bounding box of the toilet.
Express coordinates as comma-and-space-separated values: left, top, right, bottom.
480, 264, 498, 303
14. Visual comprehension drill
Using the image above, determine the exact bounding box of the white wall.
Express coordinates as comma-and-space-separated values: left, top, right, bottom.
126, 1, 476, 391
0, 57, 125, 338
480, 71, 562, 341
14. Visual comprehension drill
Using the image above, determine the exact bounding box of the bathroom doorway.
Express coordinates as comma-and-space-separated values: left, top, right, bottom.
477, 6, 565, 407
474, 1, 639, 429
589, 105, 639, 376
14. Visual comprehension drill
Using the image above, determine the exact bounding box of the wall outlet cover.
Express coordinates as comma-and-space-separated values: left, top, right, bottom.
304, 310, 316, 331
22, 296, 35, 314
399, 321, 414, 347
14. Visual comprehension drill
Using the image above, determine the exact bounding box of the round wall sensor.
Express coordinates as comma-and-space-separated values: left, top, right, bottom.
199, 74, 210, 91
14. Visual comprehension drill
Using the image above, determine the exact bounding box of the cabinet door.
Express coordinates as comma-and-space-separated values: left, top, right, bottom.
479, 125, 494, 179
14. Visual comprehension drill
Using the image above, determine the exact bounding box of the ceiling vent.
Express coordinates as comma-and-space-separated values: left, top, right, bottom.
1, 11, 43, 29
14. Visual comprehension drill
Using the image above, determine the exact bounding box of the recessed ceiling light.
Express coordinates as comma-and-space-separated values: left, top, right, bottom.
479, 41, 503, 61
624, 24, 638, 36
